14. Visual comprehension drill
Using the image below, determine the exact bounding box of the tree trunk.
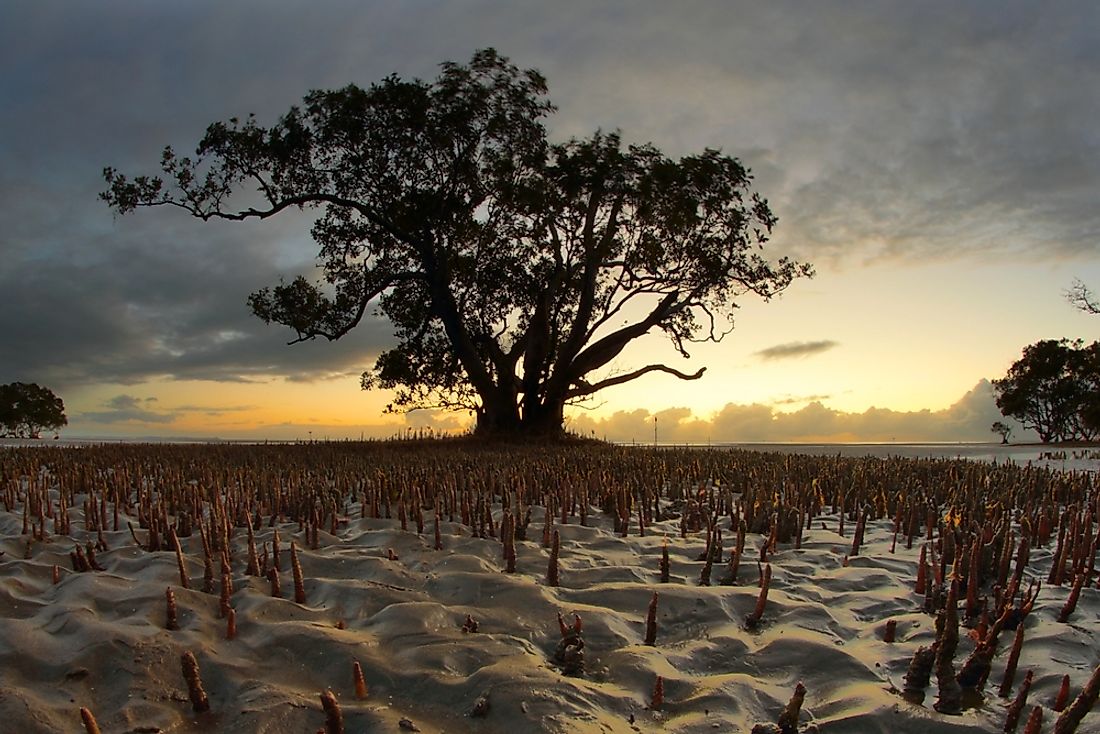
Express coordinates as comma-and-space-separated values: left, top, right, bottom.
474, 397, 566, 439
521, 398, 566, 438
474, 387, 522, 437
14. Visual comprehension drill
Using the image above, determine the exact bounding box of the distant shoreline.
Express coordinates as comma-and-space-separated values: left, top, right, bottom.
3, 436, 1097, 474
3, 437, 1099, 451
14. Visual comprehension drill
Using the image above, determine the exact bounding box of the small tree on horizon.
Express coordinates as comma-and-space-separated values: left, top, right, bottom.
990, 420, 1012, 444
101, 49, 812, 438
992, 339, 1099, 443
0, 382, 67, 438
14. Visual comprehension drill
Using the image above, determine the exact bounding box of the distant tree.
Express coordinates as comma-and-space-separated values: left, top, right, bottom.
1070, 341, 1100, 440
990, 421, 1012, 444
0, 382, 67, 438
992, 339, 1099, 443
101, 49, 812, 438
1066, 278, 1100, 315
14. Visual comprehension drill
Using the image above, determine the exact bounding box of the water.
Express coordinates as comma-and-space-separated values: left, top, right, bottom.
654, 442, 1100, 473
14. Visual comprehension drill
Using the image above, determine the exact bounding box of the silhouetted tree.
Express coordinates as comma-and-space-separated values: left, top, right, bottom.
1072, 341, 1100, 440
102, 49, 812, 437
990, 421, 1012, 444
1066, 278, 1100, 315
992, 339, 1099, 443
0, 382, 67, 438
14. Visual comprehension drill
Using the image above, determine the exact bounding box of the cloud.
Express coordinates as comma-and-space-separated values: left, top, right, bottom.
173, 404, 256, 415
771, 393, 833, 406
400, 409, 470, 435
78, 394, 176, 424
73, 394, 256, 429
569, 380, 1033, 444
755, 340, 839, 361
105, 395, 155, 410
0, 213, 394, 389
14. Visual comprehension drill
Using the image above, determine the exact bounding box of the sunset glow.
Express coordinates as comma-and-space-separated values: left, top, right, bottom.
3, 2, 1098, 442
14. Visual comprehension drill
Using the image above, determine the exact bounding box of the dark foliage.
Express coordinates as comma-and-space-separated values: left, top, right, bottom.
0, 382, 67, 438
993, 339, 1100, 442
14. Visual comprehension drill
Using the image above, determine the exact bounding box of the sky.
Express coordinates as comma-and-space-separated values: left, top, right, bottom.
2, 1, 1099, 442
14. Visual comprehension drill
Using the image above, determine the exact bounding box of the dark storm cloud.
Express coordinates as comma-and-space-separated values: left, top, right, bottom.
755, 341, 839, 361
77, 394, 257, 424
0, 1, 408, 389
0, 208, 393, 388
1, 1, 1098, 390
79, 395, 175, 424
502, 1, 1100, 262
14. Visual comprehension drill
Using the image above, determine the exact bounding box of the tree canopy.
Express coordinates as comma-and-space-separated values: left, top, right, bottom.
993, 339, 1100, 443
102, 49, 812, 437
0, 382, 67, 438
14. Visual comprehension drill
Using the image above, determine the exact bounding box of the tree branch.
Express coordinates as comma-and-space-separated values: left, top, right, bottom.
281, 270, 421, 344
566, 364, 706, 399
116, 185, 422, 255
557, 190, 623, 368
1067, 278, 1100, 315
565, 290, 682, 382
